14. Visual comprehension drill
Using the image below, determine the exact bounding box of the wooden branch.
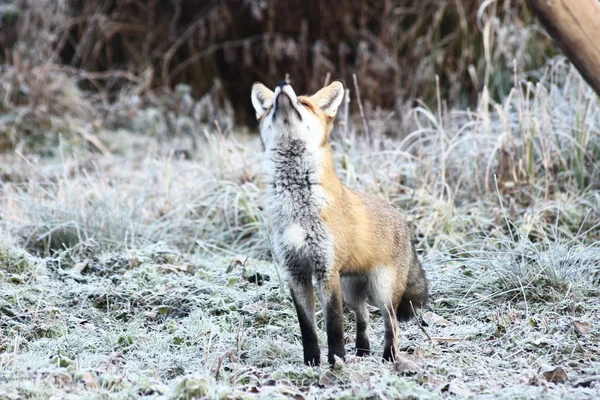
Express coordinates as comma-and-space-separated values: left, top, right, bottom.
527, 0, 600, 97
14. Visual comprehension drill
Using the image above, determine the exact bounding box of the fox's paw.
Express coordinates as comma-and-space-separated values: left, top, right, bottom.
304, 349, 321, 366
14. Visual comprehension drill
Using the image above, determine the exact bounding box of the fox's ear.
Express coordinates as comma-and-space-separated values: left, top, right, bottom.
251, 83, 274, 120
311, 80, 345, 117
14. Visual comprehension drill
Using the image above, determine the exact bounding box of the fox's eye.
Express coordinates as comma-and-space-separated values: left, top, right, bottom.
300, 100, 313, 111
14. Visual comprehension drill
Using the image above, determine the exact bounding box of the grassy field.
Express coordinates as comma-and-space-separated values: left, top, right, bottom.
1, 59, 600, 399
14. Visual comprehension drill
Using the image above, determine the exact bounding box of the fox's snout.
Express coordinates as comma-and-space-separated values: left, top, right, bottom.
275, 90, 292, 110
273, 82, 300, 119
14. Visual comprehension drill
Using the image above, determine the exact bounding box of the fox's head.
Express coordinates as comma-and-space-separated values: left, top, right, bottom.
251, 80, 345, 150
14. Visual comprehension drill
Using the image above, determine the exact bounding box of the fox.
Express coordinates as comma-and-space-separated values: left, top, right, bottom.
251, 80, 428, 366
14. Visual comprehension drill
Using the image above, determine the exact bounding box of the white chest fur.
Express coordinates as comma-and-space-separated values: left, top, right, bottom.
263, 138, 334, 280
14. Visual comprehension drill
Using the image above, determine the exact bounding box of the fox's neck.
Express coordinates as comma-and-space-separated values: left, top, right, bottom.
266, 138, 342, 203
318, 145, 344, 199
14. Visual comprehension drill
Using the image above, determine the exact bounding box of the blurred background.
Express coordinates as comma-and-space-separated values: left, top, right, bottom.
1, 0, 556, 148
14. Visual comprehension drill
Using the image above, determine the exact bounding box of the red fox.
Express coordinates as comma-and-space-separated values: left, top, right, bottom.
251, 80, 428, 366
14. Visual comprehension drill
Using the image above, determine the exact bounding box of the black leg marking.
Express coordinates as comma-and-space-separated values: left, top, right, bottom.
289, 277, 320, 366
354, 304, 370, 357
382, 305, 398, 362
323, 281, 346, 365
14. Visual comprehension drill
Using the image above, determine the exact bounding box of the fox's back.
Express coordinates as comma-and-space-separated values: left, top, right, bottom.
320, 187, 413, 274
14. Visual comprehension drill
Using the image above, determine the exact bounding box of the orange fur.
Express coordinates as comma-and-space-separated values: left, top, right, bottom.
252, 80, 428, 364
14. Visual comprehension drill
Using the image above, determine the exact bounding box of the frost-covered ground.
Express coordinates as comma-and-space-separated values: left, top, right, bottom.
1, 61, 599, 399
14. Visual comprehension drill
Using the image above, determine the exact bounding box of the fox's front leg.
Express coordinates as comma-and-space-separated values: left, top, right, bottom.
289, 273, 321, 366
318, 275, 346, 365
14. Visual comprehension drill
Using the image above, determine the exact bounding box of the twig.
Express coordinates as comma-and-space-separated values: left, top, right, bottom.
12, 337, 21, 367
385, 303, 399, 362
494, 174, 516, 242
169, 33, 282, 84
430, 337, 462, 342
75, 127, 111, 155
33, 64, 142, 85
410, 300, 432, 341
436, 75, 447, 200
162, 0, 219, 88
324, 72, 331, 87
352, 73, 371, 143
343, 88, 351, 139
214, 354, 224, 380
32, 288, 45, 324
236, 315, 246, 352
214, 120, 225, 138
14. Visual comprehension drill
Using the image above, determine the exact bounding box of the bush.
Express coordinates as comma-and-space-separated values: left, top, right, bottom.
4, 0, 554, 126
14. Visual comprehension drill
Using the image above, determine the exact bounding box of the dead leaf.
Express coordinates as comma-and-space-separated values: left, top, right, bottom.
422, 375, 445, 387
51, 373, 72, 386
571, 321, 591, 335
318, 370, 337, 388
395, 355, 420, 375
75, 259, 90, 274
541, 367, 568, 384
143, 311, 158, 320
226, 255, 248, 273
413, 347, 426, 360
574, 375, 600, 388
332, 355, 344, 370
441, 380, 471, 398
156, 263, 193, 275
422, 311, 452, 327
518, 371, 540, 385
80, 372, 98, 390
244, 272, 271, 285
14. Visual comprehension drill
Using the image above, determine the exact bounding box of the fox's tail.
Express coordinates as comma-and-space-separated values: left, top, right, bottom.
396, 247, 429, 321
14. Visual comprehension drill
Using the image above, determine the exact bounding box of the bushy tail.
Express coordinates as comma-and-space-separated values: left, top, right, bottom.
397, 248, 429, 322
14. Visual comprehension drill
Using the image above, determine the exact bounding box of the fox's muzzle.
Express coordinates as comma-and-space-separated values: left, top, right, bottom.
276, 91, 293, 109
273, 82, 302, 120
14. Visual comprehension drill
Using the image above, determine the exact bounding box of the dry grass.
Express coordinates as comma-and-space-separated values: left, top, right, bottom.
2, 0, 555, 128
1, 55, 599, 398
1, 1, 599, 398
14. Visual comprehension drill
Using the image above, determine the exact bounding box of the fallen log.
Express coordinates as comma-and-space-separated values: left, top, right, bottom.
527, 0, 600, 97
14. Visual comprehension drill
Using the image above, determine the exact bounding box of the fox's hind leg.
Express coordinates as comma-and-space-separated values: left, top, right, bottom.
341, 276, 370, 356
382, 305, 398, 362
289, 273, 321, 366
367, 266, 400, 362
